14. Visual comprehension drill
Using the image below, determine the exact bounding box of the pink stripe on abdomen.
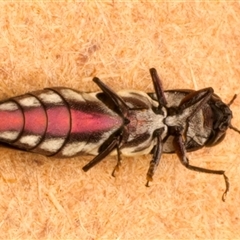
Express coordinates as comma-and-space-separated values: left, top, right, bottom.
0, 110, 24, 132
24, 108, 47, 135
46, 107, 70, 136
24, 106, 70, 137
70, 109, 123, 133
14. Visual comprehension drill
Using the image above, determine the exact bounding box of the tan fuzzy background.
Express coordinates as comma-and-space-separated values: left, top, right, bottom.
0, 1, 240, 239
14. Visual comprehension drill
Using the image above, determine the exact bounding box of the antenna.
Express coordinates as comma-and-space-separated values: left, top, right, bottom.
228, 94, 237, 106
229, 125, 240, 134
228, 94, 240, 134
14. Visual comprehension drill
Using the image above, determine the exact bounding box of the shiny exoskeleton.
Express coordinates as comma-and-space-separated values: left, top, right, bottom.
0, 68, 239, 201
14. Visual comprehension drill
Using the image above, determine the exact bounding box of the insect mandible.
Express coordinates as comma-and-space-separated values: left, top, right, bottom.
0, 68, 239, 201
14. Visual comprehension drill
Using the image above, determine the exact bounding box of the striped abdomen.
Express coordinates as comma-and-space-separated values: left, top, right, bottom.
0, 88, 123, 157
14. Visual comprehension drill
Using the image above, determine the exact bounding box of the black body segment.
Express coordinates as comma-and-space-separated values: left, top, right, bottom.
0, 68, 239, 201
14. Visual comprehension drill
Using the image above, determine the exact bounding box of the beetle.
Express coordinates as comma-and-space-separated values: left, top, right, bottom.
0, 68, 239, 200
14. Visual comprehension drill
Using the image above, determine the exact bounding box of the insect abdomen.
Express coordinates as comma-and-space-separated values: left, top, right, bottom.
0, 88, 123, 157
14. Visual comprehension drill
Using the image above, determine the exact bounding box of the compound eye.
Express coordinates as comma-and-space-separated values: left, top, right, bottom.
206, 132, 226, 147
219, 117, 232, 132
219, 123, 228, 131
212, 132, 226, 146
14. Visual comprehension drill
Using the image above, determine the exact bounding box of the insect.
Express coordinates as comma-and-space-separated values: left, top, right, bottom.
0, 68, 239, 200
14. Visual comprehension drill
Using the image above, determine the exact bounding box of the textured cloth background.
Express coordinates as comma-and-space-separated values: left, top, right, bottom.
0, 2, 239, 239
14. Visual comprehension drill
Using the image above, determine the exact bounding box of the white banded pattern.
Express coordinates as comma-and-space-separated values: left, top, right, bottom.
0, 102, 18, 111
18, 96, 41, 107
39, 138, 65, 152
19, 135, 41, 147
59, 89, 85, 102
0, 131, 20, 141
38, 91, 63, 104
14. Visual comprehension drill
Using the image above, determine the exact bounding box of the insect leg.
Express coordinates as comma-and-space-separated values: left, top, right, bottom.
82, 135, 121, 172
146, 128, 164, 187
179, 87, 213, 122
172, 130, 229, 201
149, 68, 168, 106
111, 142, 122, 177
93, 77, 129, 117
